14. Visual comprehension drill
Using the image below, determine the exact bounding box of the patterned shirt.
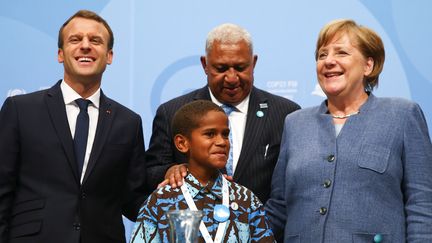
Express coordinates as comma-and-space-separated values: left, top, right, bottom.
130, 173, 275, 243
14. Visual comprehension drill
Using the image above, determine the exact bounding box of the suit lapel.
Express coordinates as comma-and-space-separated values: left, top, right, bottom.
193, 86, 212, 100
45, 81, 80, 183
82, 91, 114, 184
234, 88, 268, 179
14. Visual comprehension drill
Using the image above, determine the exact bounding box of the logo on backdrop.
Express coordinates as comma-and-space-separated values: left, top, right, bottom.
7, 88, 26, 97
6, 87, 50, 98
266, 80, 298, 100
150, 55, 201, 114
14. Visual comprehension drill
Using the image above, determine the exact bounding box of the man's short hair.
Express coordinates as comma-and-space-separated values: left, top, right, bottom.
58, 9, 114, 50
205, 23, 253, 56
172, 100, 225, 138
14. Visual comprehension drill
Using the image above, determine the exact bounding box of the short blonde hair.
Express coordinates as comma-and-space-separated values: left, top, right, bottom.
315, 19, 385, 90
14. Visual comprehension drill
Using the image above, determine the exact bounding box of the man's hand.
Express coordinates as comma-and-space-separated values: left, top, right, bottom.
157, 164, 188, 189
223, 174, 233, 182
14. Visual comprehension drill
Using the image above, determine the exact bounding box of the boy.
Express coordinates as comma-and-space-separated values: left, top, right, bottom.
130, 100, 275, 242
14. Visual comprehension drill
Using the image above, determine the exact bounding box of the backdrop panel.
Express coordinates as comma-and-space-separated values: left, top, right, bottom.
1, 0, 431, 240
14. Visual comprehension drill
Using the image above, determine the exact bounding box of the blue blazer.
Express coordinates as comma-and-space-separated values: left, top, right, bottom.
266, 94, 432, 242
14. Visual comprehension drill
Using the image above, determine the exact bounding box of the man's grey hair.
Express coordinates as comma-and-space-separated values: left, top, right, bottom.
205, 23, 253, 56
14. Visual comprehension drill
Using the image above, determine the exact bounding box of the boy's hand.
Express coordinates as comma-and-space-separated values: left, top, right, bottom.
157, 164, 188, 189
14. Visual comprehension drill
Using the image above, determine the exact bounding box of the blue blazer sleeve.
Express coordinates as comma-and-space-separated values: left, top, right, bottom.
402, 102, 432, 241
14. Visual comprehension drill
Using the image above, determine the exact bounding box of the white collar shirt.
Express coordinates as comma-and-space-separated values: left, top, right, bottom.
61, 80, 100, 183
209, 88, 250, 174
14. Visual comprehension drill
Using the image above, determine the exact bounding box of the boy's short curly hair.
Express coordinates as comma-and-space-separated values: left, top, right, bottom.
172, 100, 225, 138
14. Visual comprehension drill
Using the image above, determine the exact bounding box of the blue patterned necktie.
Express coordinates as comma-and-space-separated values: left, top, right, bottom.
74, 98, 91, 176
221, 104, 235, 176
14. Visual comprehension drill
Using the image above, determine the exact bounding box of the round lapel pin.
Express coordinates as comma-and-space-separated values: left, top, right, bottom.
256, 110, 264, 117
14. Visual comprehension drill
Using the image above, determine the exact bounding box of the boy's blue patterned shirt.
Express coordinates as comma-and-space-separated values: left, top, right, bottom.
130, 172, 275, 242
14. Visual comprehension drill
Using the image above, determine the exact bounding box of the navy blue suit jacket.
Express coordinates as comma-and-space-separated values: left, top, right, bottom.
0, 81, 147, 243
145, 86, 300, 203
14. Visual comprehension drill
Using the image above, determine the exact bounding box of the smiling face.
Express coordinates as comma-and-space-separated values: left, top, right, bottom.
58, 17, 113, 87
316, 33, 373, 99
201, 40, 257, 105
175, 110, 230, 180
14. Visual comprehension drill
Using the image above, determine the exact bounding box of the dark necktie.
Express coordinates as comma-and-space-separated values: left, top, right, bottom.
221, 104, 235, 176
74, 98, 91, 176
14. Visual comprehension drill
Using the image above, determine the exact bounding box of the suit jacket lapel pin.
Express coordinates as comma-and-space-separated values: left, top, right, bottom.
259, 103, 268, 109
106, 109, 111, 114
256, 103, 268, 118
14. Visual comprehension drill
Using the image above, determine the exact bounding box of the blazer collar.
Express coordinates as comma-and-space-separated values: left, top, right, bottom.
317, 93, 377, 141
192, 86, 212, 100
234, 87, 269, 179
318, 93, 377, 115
45, 80, 81, 183
82, 91, 114, 184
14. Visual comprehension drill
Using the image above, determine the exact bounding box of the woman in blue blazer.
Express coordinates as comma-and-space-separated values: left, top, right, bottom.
266, 19, 432, 242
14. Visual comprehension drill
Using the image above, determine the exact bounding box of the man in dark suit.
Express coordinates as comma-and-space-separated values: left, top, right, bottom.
145, 23, 300, 203
0, 10, 147, 243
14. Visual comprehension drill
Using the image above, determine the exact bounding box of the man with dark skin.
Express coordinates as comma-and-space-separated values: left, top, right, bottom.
145, 23, 300, 203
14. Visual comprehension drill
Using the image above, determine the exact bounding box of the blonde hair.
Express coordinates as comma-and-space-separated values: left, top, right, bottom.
315, 19, 385, 90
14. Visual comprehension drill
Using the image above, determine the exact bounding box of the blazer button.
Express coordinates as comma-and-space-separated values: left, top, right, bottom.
374, 234, 382, 243
81, 192, 86, 199
327, 155, 335, 162
73, 223, 81, 231
323, 179, 332, 188
319, 207, 327, 215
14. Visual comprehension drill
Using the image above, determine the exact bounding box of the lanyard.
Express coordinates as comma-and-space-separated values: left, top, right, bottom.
180, 176, 229, 243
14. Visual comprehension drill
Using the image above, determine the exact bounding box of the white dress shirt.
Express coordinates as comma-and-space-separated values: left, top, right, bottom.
209, 89, 249, 173
61, 81, 100, 183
